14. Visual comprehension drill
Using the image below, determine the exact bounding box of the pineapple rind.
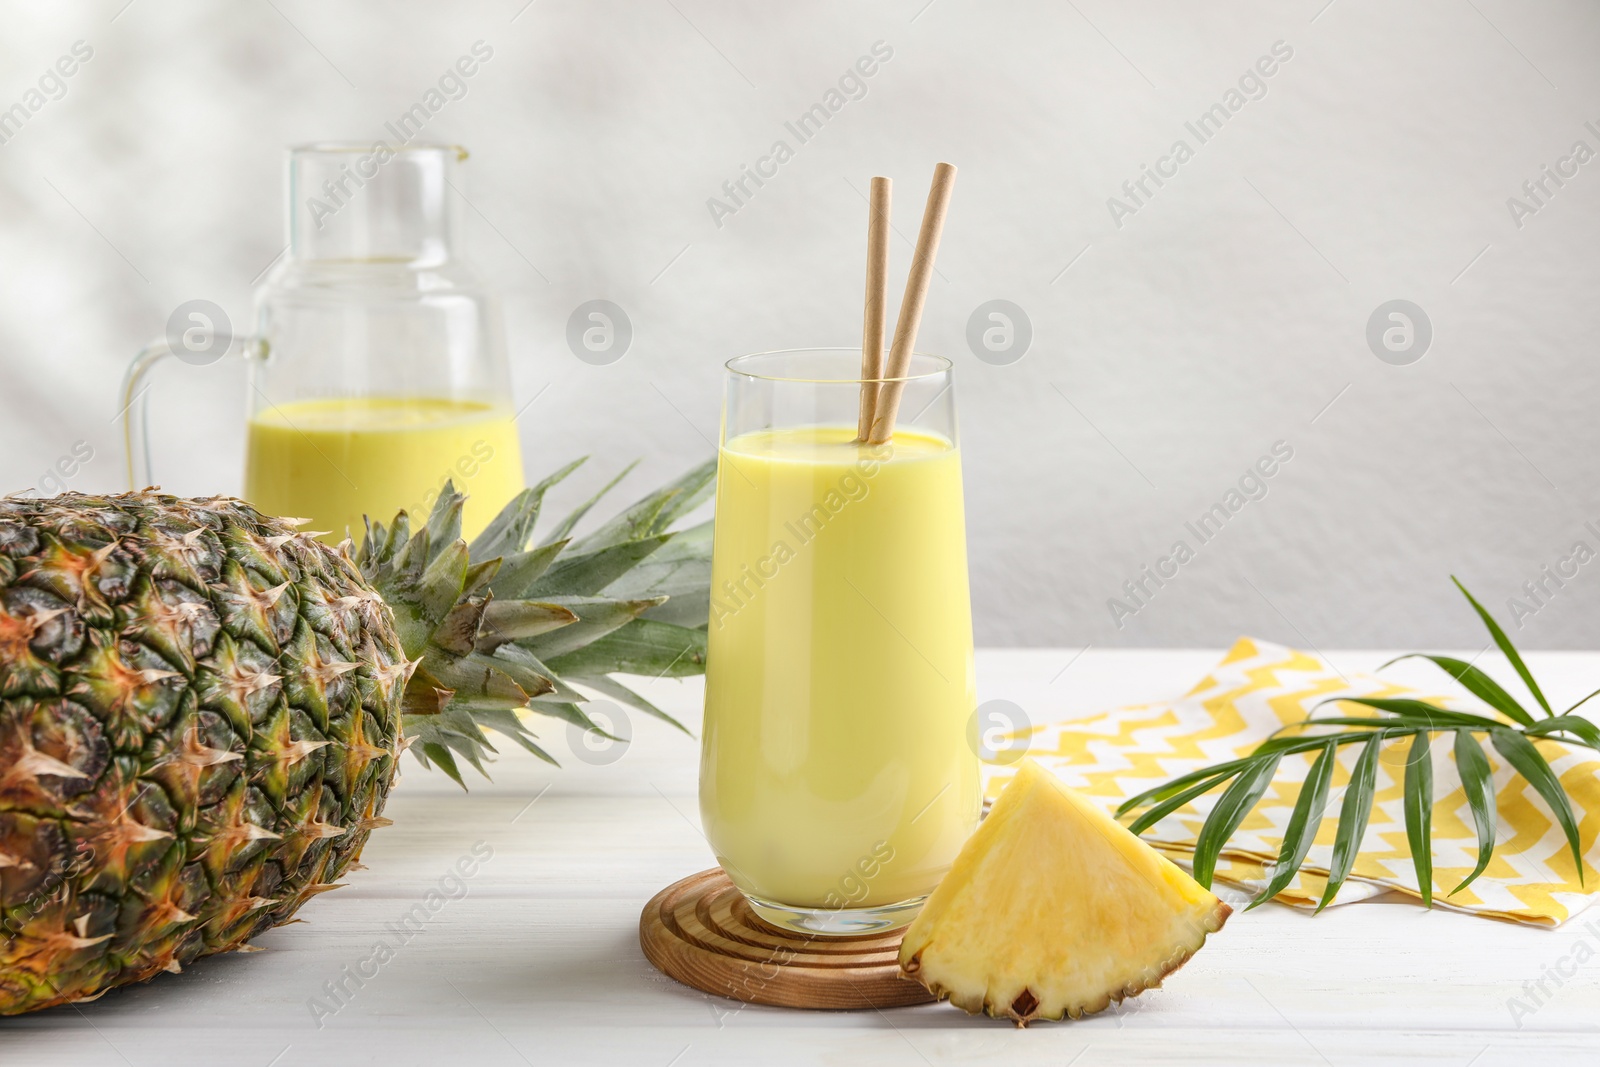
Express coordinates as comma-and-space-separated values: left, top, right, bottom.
900, 761, 1231, 1026
0, 492, 407, 1015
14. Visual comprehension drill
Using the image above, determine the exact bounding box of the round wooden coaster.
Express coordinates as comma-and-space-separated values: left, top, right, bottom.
639, 868, 935, 1009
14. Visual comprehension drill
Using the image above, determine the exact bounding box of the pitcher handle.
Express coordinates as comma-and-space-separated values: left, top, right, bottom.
121, 302, 246, 489
120, 337, 173, 490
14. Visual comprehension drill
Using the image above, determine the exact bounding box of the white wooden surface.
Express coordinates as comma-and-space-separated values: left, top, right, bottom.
6, 649, 1600, 1066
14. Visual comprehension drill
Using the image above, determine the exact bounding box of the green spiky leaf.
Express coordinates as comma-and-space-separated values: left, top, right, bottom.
567, 458, 717, 554
1124, 767, 1237, 837
527, 536, 672, 598
516, 596, 664, 660
1524, 714, 1600, 750
571, 672, 689, 734
602, 519, 712, 628
487, 542, 568, 599
475, 599, 580, 652
360, 457, 715, 785
543, 619, 707, 679
539, 462, 638, 547
469, 458, 586, 560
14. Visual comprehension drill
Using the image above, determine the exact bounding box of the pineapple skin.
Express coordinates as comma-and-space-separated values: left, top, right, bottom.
0, 492, 407, 1014
899, 761, 1231, 1027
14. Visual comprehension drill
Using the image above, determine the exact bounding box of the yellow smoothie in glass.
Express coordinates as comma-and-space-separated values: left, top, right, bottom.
700, 424, 980, 912
245, 396, 524, 542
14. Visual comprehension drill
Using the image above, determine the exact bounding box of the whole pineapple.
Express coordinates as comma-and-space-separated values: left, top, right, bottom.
0, 491, 407, 1014
0, 457, 714, 1013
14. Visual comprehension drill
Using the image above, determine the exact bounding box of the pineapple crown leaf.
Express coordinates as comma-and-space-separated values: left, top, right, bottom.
358, 457, 715, 784
469, 457, 587, 560
423, 483, 466, 559
1119, 578, 1596, 911
486, 541, 567, 600
568, 457, 718, 554
473, 598, 579, 653
416, 539, 471, 624
526, 535, 673, 598
539, 460, 640, 548
511, 594, 660, 653
569, 671, 689, 735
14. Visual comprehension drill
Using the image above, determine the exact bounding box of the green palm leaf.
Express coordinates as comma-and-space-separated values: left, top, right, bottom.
1380, 654, 1535, 727
1249, 738, 1338, 909
1117, 758, 1254, 816
1490, 728, 1585, 884
1125, 767, 1237, 837
1192, 753, 1282, 888
1403, 730, 1435, 907
1524, 714, 1600, 751
1121, 579, 1593, 912
1315, 698, 1498, 731
1451, 575, 1553, 717
1451, 729, 1497, 896
1316, 730, 1386, 912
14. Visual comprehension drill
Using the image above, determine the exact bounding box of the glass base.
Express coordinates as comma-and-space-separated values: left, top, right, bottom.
743, 891, 927, 937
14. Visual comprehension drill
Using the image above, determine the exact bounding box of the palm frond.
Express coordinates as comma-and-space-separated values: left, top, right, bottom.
1122, 579, 1593, 909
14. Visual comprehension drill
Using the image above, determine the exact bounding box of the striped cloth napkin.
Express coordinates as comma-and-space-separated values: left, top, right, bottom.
985, 638, 1600, 927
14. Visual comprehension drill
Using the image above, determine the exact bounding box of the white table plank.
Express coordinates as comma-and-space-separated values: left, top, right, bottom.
4, 650, 1598, 1065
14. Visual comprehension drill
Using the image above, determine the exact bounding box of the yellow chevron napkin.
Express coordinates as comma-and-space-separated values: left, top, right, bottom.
985, 638, 1600, 927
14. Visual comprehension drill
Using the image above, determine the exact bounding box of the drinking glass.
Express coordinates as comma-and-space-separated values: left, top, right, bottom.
122, 142, 524, 540
699, 348, 980, 935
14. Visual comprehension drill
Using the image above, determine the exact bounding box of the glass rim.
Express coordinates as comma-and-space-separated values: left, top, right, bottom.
289, 141, 469, 161
725, 347, 951, 385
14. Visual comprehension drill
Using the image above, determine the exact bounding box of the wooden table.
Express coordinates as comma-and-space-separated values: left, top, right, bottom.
7, 650, 1599, 1065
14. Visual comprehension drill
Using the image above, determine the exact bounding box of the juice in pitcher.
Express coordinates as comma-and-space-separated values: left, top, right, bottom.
700, 349, 980, 935
245, 396, 524, 542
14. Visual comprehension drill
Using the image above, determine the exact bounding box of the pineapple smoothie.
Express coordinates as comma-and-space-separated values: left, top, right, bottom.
245, 396, 524, 542
700, 425, 980, 914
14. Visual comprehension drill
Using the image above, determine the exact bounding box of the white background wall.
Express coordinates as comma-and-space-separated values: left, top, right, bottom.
2, 0, 1598, 650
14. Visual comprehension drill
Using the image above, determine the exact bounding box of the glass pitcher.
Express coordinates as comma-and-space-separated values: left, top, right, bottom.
122, 142, 525, 541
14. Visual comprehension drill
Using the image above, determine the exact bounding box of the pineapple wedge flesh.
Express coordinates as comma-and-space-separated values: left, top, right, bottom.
899, 760, 1230, 1026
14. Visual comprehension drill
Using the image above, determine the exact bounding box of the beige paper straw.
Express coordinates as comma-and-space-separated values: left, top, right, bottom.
856, 176, 892, 441
868, 162, 956, 445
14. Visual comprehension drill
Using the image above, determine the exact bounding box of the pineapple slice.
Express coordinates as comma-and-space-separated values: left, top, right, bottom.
899, 760, 1230, 1026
